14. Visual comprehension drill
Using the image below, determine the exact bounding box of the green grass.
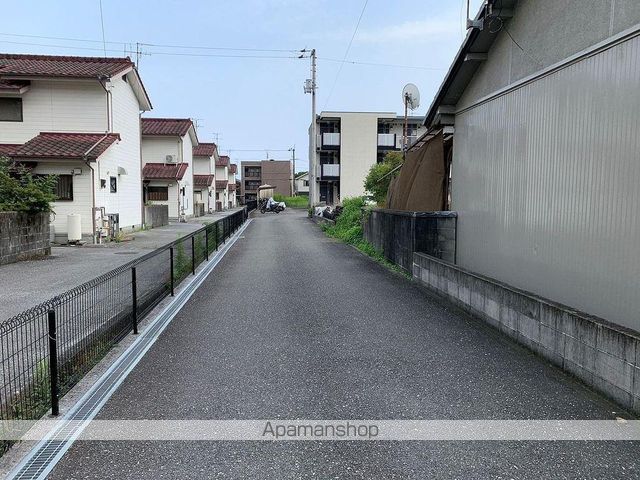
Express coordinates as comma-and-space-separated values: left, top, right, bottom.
320, 197, 408, 277
273, 194, 309, 209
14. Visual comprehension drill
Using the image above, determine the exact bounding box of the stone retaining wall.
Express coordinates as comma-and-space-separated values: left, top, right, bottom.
0, 212, 51, 265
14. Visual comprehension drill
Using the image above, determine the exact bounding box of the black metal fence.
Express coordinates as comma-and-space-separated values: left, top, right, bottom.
0, 208, 247, 437
245, 200, 257, 212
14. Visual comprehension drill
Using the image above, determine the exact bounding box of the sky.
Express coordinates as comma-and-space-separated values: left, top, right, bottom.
1, 0, 483, 172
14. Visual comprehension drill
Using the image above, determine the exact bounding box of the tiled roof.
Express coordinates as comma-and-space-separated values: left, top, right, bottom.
0, 54, 133, 78
0, 144, 22, 156
193, 174, 214, 187
141, 118, 193, 137
142, 163, 189, 180
229, 164, 237, 174
0, 79, 29, 92
216, 155, 229, 167
215, 180, 228, 189
193, 143, 217, 157
228, 183, 237, 191
11, 133, 119, 160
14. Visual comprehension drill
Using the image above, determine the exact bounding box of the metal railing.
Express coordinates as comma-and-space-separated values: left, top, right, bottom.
245, 200, 257, 212
0, 208, 248, 447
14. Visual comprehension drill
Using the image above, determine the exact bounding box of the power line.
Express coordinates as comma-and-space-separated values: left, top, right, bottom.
0, 32, 299, 54
319, 57, 445, 71
323, 0, 369, 109
139, 42, 298, 53
0, 33, 442, 70
0, 40, 296, 60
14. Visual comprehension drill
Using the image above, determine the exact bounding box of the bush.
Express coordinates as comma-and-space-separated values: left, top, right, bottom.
273, 194, 308, 209
321, 196, 406, 275
0, 157, 57, 213
363, 151, 403, 206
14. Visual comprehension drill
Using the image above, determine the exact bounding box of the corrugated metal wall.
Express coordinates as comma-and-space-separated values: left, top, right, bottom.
452, 33, 640, 332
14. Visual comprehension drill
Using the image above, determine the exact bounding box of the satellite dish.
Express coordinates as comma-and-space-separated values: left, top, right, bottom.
402, 83, 420, 110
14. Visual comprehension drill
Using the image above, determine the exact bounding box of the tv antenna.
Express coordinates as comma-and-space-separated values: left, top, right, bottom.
402, 83, 420, 150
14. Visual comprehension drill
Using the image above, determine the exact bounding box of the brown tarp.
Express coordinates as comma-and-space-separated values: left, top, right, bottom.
385, 175, 398, 208
386, 132, 445, 211
388, 143, 421, 210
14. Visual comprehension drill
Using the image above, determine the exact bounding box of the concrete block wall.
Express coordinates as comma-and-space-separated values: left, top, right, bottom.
363, 208, 457, 272
0, 212, 51, 265
413, 252, 640, 414
144, 205, 169, 228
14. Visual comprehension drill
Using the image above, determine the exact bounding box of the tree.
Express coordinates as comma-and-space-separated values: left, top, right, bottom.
363, 151, 403, 206
0, 157, 57, 213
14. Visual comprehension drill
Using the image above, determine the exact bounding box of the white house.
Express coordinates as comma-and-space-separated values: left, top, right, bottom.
214, 155, 229, 211
295, 172, 309, 195
0, 53, 152, 242
309, 111, 426, 204
227, 163, 238, 208
192, 142, 218, 214
141, 118, 198, 220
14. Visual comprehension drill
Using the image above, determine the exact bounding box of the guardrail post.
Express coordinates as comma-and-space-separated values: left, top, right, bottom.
215, 222, 219, 251
131, 267, 138, 334
205, 228, 209, 261
169, 246, 175, 296
47, 309, 59, 416
191, 236, 196, 275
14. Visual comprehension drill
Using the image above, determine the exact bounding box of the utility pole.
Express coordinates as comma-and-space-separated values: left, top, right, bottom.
304, 49, 317, 207
289, 146, 296, 196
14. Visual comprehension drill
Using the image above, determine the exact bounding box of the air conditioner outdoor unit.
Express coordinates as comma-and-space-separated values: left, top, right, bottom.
165, 155, 176, 163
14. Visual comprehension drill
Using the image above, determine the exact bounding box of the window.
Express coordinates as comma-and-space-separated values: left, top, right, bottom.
110, 176, 117, 193
0, 98, 23, 122
147, 186, 168, 201
407, 123, 419, 137
54, 175, 73, 201
303, 180, 309, 187
377, 122, 390, 134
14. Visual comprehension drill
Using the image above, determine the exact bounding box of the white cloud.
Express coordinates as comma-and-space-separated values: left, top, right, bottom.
356, 17, 461, 44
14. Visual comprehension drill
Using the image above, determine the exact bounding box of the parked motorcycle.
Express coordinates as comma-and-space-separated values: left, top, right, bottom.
259, 197, 286, 214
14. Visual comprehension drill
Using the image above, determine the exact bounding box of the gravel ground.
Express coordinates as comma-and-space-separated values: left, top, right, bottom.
48, 209, 639, 479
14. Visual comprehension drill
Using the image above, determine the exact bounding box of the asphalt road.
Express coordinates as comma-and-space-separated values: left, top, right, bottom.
49, 209, 639, 479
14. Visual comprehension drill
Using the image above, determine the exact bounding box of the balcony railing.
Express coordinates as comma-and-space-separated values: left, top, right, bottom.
321, 163, 340, 179
377, 133, 396, 148
317, 132, 340, 150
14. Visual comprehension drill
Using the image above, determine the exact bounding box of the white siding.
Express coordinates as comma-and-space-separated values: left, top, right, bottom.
32, 163, 93, 236
338, 113, 379, 199
452, 33, 640, 331
0, 80, 107, 143
228, 170, 236, 207
94, 76, 143, 229
193, 156, 211, 175
215, 165, 228, 209
142, 135, 194, 217
180, 135, 194, 216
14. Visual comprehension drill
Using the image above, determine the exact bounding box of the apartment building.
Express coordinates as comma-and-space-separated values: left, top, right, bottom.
240, 160, 293, 202
309, 111, 426, 204
0, 53, 152, 242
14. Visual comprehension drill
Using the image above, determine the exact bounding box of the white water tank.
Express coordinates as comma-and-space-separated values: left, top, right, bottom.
67, 214, 82, 242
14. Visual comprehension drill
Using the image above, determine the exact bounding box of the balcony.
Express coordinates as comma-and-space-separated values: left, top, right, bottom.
317, 132, 340, 150
377, 133, 397, 149
397, 135, 418, 149
320, 163, 340, 180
